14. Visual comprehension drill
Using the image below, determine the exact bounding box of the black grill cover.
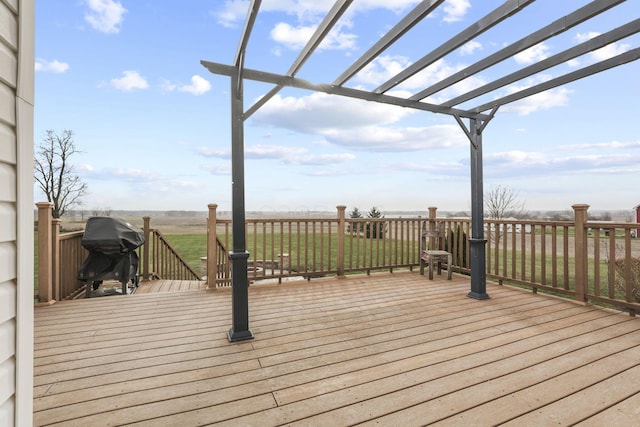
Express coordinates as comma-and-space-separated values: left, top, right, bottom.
81, 217, 145, 254
77, 250, 139, 284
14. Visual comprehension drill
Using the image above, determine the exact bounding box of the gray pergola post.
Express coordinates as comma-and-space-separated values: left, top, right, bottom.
467, 118, 489, 300
227, 68, 253, 342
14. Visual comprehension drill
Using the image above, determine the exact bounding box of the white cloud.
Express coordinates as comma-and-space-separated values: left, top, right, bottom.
178, 75, 212, 96
202, 163, 231, 175
196, 143, 354, 166
253, 92, 412, 132
356, 55, 413, 86
214, 0, 250, 28
443, 0, 471, 23
263, 1, 334, 23
355, 54, 487, 100
514, 43, 550, 64
502, 87, 571, 116
196, 147, 229, 158
270, 20, 358, 51
110, 70, 149, 91
245, 144, 307, 159
160, 79, 177, 92
162, 76, 212, 95
460, 41, 482, 56
484, 150, 640, 178
84, 0, 127, 34
499, 75, 572, 116
558, 140, 640, 151
575, 32, 631, 62
251, 92, 472, 152
285, 153, 356, 165
35, 59, 70, 73
270, 22, 316, 50
322, 124, 467, 151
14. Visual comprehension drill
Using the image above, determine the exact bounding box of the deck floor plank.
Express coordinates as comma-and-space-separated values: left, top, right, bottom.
33, 271, 640, 426
575, 391, 640, 426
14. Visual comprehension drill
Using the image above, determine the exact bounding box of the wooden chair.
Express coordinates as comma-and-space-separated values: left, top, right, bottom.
419, 222, 452, 280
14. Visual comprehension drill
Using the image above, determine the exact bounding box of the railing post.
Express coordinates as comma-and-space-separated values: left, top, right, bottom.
573, 204, 589, 303
51, 218, 61, 301
208, 204, 218, 288
36, 202, 53, 302
143, 216, 150, 280
428, 207, 437, 249
337, 205, 346, 278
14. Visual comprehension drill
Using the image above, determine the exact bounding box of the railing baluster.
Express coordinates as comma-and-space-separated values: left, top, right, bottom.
520, 224, 526, 281
530, 224, 536, 284
551, 224, 557, 288
563, 225, 570, 290
593, 228, 601, 297
540, 224, 546, 286
502, 223, 507, 277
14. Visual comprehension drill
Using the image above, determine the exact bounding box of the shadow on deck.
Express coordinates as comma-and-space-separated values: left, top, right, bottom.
33, 271, 640, 426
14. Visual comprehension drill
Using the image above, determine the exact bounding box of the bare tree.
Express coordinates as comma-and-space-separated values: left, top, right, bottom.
484, 184, 526, 220
34, 129, 88, 218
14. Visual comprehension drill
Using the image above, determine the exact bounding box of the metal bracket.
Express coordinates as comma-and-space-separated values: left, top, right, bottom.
454, 105, 499, 149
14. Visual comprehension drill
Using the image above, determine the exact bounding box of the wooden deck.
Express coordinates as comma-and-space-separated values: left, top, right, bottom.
34, 271, 640, 426
135, 279, 208, 294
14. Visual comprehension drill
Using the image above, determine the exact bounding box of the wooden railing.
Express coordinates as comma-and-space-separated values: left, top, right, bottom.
205, 205, 427, 286
140, 225, 201, 282
482, 218, 575, 297
37, 201, 640, 314
464, 204, 638, 315
205, 204, 639, 315
57, 230, 87, 300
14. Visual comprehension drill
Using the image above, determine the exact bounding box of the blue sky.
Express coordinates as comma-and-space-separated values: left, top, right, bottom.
35, 0, 640, 214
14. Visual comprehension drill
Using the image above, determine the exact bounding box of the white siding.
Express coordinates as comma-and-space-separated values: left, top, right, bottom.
0, 0, 33, 425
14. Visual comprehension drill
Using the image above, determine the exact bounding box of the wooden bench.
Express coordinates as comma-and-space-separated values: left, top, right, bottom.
419, 223, 452, 280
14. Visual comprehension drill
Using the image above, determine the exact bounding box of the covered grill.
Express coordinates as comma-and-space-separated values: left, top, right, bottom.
78, 217, 145, 297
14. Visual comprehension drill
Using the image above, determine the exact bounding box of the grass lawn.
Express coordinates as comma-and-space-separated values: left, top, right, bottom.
162, 231, 420, 275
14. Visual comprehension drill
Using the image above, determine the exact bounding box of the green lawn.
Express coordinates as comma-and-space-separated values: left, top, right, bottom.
162, 231, 419, 275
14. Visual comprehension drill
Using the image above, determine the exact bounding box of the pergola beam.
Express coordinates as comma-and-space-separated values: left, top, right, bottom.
444, 18, 640, 108
234, 0, 261, 68
470, 47, 640, 113
243, 0, 353, 120
333, 0, 445, 86
202, 60, 488, 120
374, 0, 536, 94
410, 0, 626, 101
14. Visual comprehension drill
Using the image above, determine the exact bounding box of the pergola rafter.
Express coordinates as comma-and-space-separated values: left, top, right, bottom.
443, 17, 640, 107
374, 0, 538, 94
410, 0, 627, 101
202, 0, 640, 341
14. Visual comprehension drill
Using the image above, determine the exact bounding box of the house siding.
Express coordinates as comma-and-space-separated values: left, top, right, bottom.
0, 0, 33, 425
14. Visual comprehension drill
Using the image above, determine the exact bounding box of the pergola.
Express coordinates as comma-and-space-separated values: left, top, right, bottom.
202, 0, 640, 341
